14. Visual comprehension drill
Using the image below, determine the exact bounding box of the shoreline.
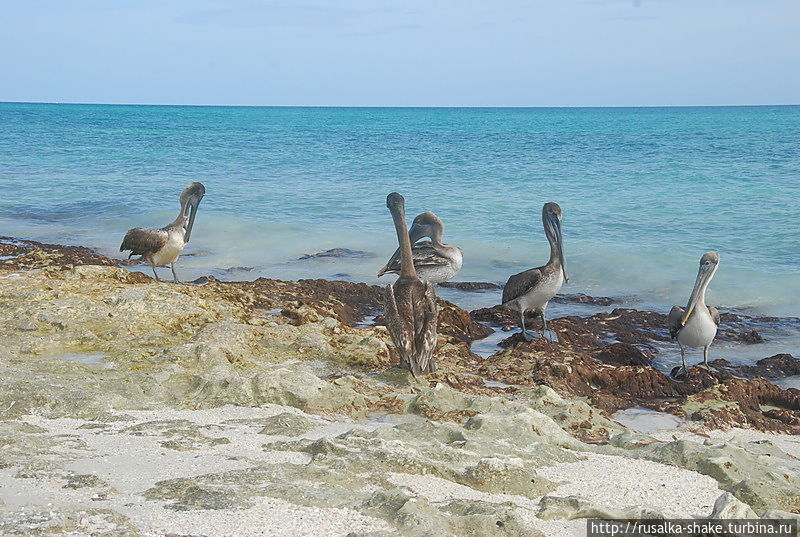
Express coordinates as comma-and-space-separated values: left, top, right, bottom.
0, 235, 798, 535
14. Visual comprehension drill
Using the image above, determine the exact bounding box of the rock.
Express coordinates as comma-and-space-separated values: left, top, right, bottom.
536, 495, 666, 521
258, 412, 318, 436
360, 488, 538, 537
595, 343, 653, 366
459, 457, 549, 498
436, 299, 494, 342
438, 281, 503, 291
63, 473, 109, 489
713, 354, 800, 380
1, 234, 799, 533
299, 248, 375, 260
250, 368, 369, 415
145, 480, 244, 510
552, 293, 617, 306
708, 492, 758, 519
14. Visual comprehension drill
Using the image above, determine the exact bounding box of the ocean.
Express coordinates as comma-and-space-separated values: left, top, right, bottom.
1, 103, 798, 346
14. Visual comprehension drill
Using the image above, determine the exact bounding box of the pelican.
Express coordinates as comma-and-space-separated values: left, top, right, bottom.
668, 252, 721, 375
502, 202, 568, 342
377, 212, 463, 284
382, 193, 438, 377
120, 182, 205, 283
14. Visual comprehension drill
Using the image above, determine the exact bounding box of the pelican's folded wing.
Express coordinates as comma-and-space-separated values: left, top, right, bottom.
502, 268, 543, 306
668, 305, 685, 339
709, 306, 720, 327
383, 284, 412, 369
379, 242, 449, 276
413, 280, 439, 376
120, 227, 168, 257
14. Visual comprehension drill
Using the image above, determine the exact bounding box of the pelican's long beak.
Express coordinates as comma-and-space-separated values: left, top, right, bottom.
184, 194, 203, 243
681, 265, 713, 325
545, 213, 568, 283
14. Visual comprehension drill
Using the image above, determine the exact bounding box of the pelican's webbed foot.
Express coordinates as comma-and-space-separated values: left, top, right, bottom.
521, 330, 539, 342
671, 365, 689, 379
541, 329, 559, 343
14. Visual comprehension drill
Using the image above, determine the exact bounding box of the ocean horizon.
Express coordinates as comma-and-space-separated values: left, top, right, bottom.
1, 102, 798, 322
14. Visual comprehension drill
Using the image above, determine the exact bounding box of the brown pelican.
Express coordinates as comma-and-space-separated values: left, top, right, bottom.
382, 193, 438, 377
502, 202, 568, 342
120, 182, 205, 283
668, 252, 721, 374
377, 212, 463, 284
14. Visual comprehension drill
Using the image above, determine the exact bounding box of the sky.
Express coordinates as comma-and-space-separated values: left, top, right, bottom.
1, 0, 798, 107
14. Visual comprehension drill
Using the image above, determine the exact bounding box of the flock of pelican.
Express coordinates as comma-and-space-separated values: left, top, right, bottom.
121, 183, 721, 378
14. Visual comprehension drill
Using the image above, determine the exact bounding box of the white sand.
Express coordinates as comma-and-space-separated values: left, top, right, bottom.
537, 453, 721, 518
6, 406, 793, 537
132, 496, 395, 537
6, 406, 394, 537
388, 449, 723, 536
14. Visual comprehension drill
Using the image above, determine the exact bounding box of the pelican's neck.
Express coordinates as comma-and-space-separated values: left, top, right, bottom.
391, 206, 417, 279
546, 230, 561, 269
688, 267, 716, 311
428, 223, 444, 247
167, 199, 189, 230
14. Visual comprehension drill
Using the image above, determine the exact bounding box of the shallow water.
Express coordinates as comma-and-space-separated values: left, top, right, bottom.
45, 351, 113, 369
1, 103, 798, 316
613, 406, 684, 433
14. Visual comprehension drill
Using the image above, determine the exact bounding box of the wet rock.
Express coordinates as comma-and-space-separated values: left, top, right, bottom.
480, 340, 800, 433
438, 281, 503, 291
0, 236, 118, 271
595, 342, 653, 366
299, 248, 375, 260
712, 354, 800, 380
719, 328, 764, 344
552, 293, 617, 306
436, 299, 494, 342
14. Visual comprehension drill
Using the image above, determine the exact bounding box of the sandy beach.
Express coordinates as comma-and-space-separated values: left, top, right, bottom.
0, 237, 798, 536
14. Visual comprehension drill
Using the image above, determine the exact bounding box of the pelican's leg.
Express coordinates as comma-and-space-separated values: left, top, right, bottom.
700, 346, 715, 371
520, 310, 536, 342
673, 344, 688, 378
540, 303, 559, 343
171, 263, 181, 284
151, 265, 161, 282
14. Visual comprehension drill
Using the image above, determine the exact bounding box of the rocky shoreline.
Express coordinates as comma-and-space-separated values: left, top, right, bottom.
0, 237, 798, 536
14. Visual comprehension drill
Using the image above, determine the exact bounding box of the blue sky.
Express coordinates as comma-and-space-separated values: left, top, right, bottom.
1, 0, 797, 106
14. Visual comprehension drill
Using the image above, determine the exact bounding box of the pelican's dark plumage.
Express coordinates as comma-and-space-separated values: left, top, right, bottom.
378, 212, 463, 284
669, 251, 721, 375
120, 182, 205, 283
502, 202, 568, 341
382, 193, 438, 377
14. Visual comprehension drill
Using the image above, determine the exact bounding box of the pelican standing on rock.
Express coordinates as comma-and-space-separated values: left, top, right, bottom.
120, 182, 205, 283
377, 211, 463, 284
502, 202, 568, 342
668, 252, 721, 375
382, 193, 439, 377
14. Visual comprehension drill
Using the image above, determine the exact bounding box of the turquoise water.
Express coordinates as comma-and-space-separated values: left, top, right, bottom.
1, 103, 798, 319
